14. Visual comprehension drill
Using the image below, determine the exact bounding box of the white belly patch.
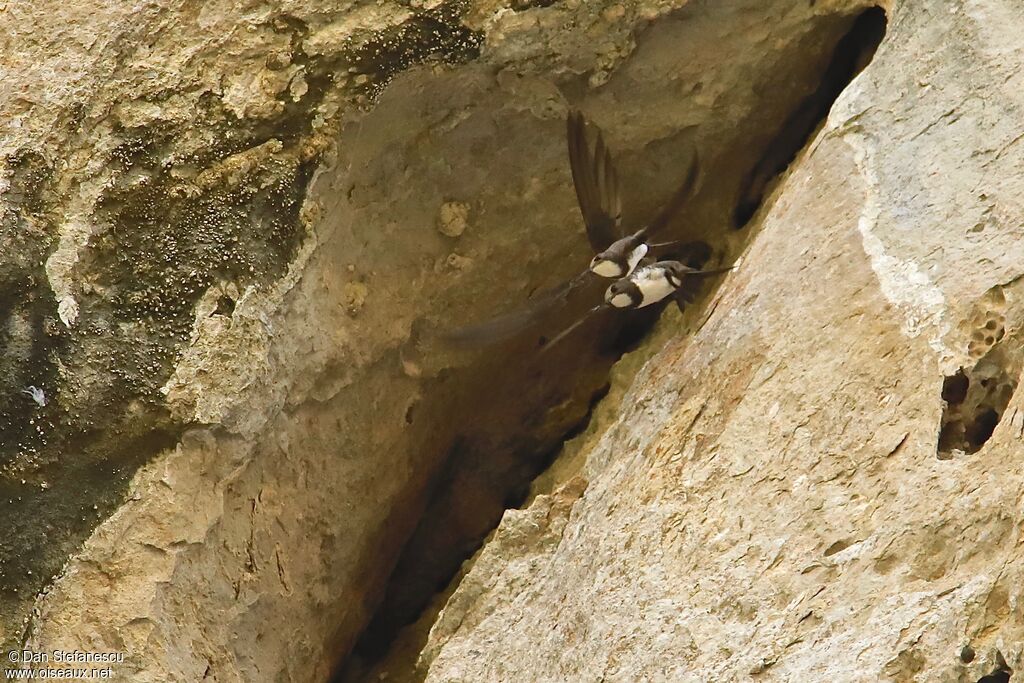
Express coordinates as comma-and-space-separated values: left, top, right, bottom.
634, 267, 676, 307
626, 243, 648, 274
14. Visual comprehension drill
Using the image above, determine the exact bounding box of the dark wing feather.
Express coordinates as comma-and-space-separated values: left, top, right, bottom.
531, 268, 596, 306
441, 270, 596, 348
441, 304, 546, 347
673, 279, 701, 313
567, 110, 622, 251
644, 149, 701, 237
541, 303, 610, 352
672, 262, 734, 313
684, 264, 735, 277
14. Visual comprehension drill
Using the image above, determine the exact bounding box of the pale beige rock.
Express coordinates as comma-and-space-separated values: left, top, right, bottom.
437, 201, 471, 238
6, 0, 722, 675
422, 2, 1024, 681
304, 3, 415, 57
14, 0, 1017, 683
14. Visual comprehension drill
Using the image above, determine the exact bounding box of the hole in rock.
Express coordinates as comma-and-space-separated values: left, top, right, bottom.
823, 538, 854, 557
212, 294, 236, 317
941, 369, 970, 406
978, 672, 1012, 683
967, 408, 1000, 449
332, 3, 888, 681
938, 355, 1018, 457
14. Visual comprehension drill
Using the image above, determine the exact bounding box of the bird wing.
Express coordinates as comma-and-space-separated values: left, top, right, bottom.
441, 303, 548, 347
644, 149, 701, 237
541, 303, 610, 352
683, 264, 735, 277
567, 110, 623, 251
673, 280, 700, 313
441, 270, 596, 347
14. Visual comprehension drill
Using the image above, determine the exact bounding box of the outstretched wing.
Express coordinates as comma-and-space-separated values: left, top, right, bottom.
441, 269, 596, 348
441, 304, 547, 347
567, 110, 622, 251
644, 149, 701, 237
541, 303, 610, 352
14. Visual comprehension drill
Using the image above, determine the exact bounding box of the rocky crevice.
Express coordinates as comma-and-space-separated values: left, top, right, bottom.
339, 3, 886, 680
413, 0, 1024, 678
939, 282, 1023, 457
0, 0, 486, 664
13, 0, 986, 680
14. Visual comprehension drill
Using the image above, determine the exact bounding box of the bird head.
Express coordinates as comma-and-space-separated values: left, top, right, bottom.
590, 252, 624, 278
605, 279, 640, 309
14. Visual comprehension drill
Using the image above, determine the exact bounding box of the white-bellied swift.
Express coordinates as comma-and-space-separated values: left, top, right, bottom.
542, 259, 737, 350
444, 110, 705, 346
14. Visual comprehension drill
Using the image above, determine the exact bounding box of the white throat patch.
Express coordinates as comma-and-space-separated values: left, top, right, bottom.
592, 259, 624, 278
608, 292, 634, 308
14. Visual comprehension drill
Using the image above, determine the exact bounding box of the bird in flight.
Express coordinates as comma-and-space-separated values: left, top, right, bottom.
444, 110, 715, 347
566, 109, 700, 281
542, 258, 737, 349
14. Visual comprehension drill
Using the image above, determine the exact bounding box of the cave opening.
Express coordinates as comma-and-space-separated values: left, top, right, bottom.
331, 3, 888, 681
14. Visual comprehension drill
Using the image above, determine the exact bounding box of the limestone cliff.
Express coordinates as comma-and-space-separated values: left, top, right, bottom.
421, 2, 1024, 681
2, 0, 1019, 681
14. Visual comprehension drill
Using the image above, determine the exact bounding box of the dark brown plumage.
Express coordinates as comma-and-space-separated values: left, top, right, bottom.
443, 111, 705, 348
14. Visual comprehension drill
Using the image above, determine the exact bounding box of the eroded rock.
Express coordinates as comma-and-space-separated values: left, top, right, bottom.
7, 0, 986, 682
420, 1, 1024, 681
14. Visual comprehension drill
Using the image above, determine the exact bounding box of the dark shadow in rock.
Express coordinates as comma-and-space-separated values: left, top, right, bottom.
733, 6, 887, 227
333, 3, 890, 682
937, 291, 1020, 457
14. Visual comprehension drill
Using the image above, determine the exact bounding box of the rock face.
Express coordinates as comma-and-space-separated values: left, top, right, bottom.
420, 1, 1024, 681
6, 0, 1021, 681
1, 0, 807, 677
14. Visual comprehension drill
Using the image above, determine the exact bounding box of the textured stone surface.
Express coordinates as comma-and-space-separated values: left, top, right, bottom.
0, 0, 720, 677
421, 1, 1024, 681
1, 0, 488, 676
16, 0, 1021, 681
